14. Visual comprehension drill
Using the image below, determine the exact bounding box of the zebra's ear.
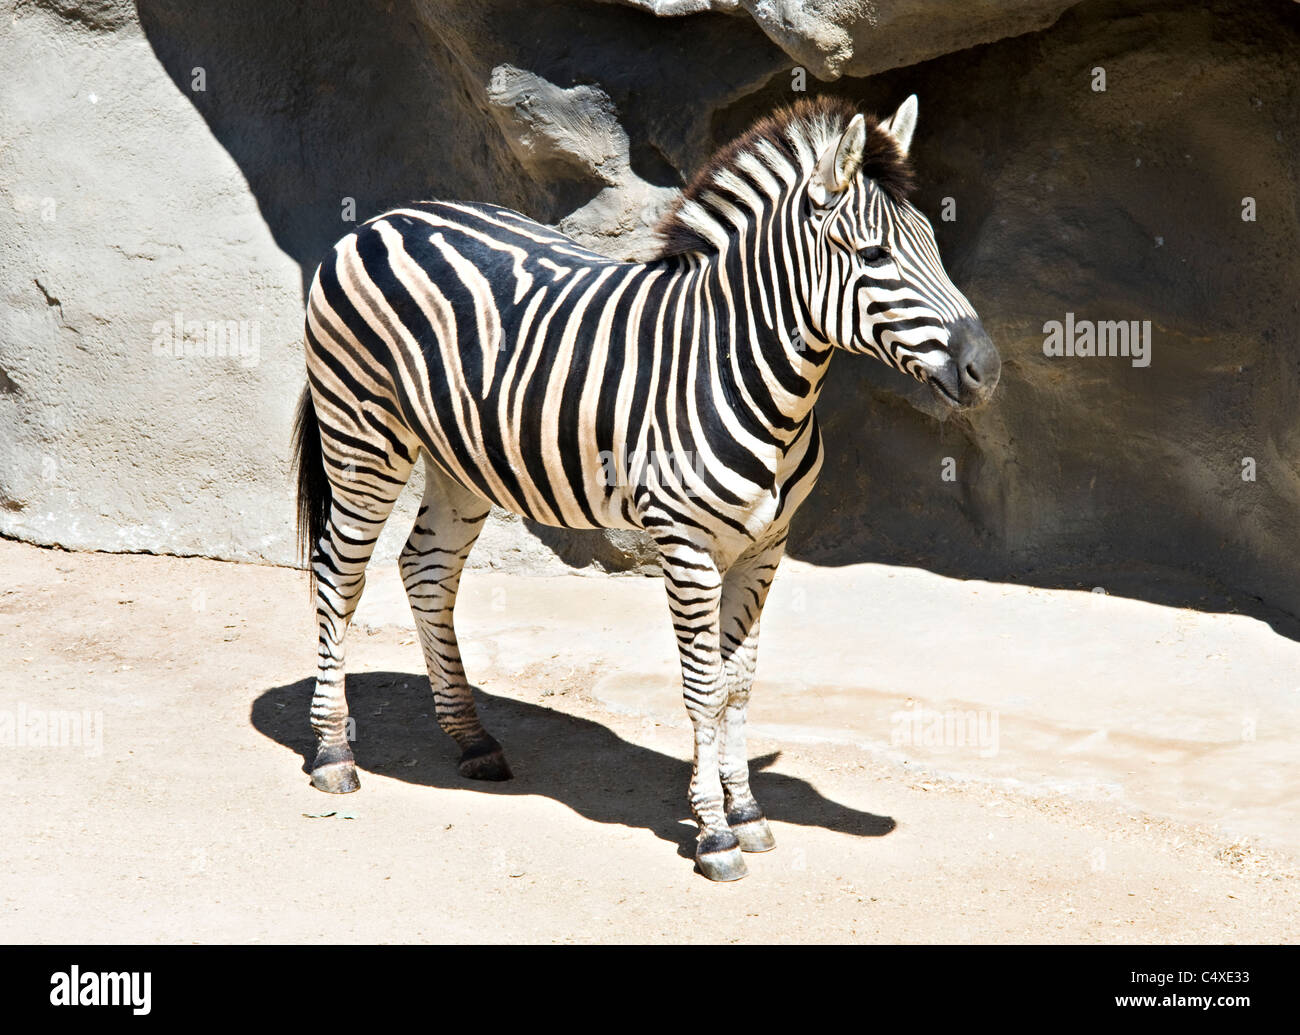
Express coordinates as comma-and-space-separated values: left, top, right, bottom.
809, 113, 867, 207
881, 94, 918, 155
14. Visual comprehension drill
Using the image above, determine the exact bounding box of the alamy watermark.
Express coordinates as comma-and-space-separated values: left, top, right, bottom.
890, 704, 1000, 759
151, 312, 260, 367
1043, 312, 1151, 368
0, 705, 103, 756
50, 966, 150, 1015
599, 450, 710, 494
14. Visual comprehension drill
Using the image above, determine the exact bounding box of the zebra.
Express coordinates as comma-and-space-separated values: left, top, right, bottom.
292, 94, 1000, 881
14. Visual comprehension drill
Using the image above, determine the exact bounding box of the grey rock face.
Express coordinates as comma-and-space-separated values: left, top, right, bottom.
3, 0, 1300, 631
742, 0, 1082, 79
487, 65, 629, 186
597, 0, 1081, 79
486, 64, 679, 260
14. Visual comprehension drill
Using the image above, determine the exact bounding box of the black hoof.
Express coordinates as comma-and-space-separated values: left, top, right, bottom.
727, 806, 776, 853
458, 740, 513, 781
696, 829, 748, 882
311, 743, 360, 794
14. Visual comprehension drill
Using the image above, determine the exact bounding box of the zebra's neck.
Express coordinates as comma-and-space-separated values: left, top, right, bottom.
644, 225, 831, 453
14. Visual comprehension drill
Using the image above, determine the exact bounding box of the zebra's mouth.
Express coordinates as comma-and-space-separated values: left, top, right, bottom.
928, 375, 962, 408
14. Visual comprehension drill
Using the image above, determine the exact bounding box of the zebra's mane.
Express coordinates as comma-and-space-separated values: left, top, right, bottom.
653, 95, 916, 259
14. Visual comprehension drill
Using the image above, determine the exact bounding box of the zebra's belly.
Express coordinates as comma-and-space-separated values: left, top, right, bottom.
416, 422, 644, 533
414, 407, 824, 556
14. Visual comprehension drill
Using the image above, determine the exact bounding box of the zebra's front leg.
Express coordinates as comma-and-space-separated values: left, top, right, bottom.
719, 535, 787, 853
658, 541, 745, 881
400, 462, 509, 781
719, 636, 771, 853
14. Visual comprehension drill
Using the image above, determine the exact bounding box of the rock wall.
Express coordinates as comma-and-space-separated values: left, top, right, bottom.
2, 0, 1299, 624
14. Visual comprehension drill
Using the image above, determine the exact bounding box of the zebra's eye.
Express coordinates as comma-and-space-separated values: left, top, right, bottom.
857, 245, 891, 266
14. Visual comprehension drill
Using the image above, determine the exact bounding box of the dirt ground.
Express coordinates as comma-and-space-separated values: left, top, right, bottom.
1, 537, 1296, 944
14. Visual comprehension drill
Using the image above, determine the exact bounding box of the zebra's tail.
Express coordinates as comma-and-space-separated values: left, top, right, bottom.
292, 383, 330, 592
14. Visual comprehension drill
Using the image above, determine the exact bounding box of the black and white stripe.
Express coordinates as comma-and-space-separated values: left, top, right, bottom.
292, 94, 1000, 880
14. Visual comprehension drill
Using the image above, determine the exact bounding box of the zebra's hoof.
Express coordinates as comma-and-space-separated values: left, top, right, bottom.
310, 744, 360, 794
696, 830, 748, 882
458, 741, 513, 781
728, 812, 776, 853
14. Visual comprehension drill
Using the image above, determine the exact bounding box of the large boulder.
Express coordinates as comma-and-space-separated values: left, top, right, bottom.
599, 0, 1081, 79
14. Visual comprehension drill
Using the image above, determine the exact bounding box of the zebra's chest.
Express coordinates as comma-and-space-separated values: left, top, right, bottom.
624, 413, 824, 561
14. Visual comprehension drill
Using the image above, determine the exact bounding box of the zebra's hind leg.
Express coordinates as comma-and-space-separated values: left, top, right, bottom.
309, 452, 415, 794
399, 460, 509, 781
718, 534, 787, 853
656, 537, 746, 881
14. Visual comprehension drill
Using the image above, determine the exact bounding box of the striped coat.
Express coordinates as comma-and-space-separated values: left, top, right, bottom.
294, 94, 1000, 880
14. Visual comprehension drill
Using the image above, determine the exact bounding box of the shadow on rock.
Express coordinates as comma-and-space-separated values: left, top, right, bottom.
252, 671, 897, 857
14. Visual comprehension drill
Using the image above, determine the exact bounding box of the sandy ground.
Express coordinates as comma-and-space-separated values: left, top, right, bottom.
1, 537, 1297, 944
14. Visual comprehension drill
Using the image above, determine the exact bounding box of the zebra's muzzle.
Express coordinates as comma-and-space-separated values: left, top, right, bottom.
932, 316, 1000, 410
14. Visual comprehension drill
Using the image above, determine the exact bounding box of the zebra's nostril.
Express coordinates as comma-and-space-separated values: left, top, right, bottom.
948, 316, 1000, 399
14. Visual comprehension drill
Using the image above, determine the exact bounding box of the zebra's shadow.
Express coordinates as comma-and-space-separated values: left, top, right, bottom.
251, 672, 896, 857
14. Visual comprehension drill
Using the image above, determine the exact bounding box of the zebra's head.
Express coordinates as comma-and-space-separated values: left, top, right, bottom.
804, 96, 1000, 410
